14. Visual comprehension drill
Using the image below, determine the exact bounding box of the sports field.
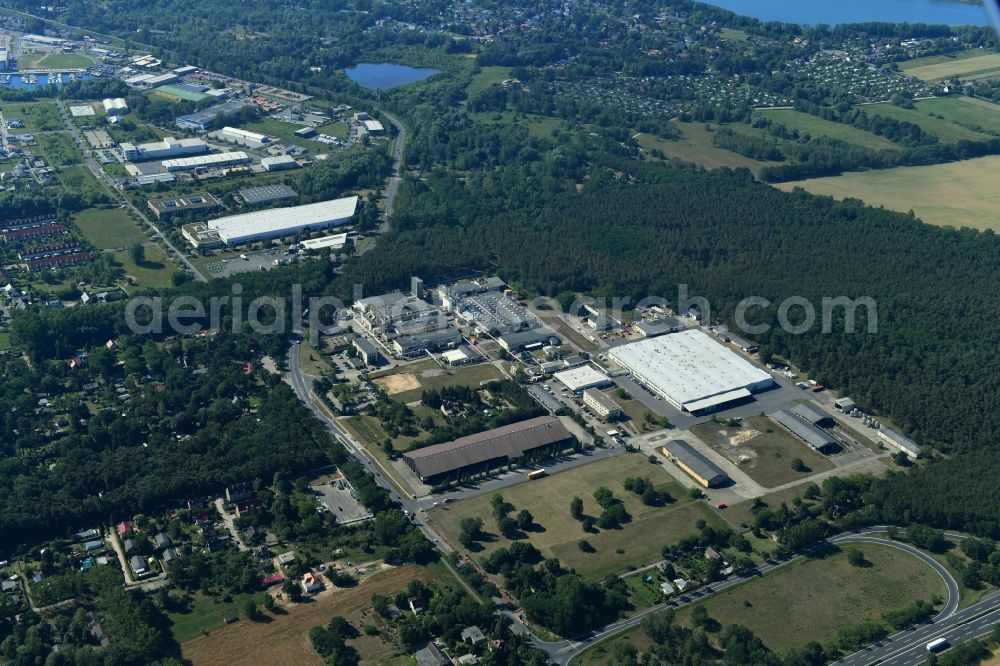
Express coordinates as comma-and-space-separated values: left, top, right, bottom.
691, 415, 833, 489
775, 155, 1000, 231
430, 454, 728, 580
902, 52, 1000, 81
758, 109, 898, 150
575, 542, 946, 662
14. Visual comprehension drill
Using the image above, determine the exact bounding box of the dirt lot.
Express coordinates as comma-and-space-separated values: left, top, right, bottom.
691, 415, 833, 488
180, 565, 434, 666
374, 372, 422, 395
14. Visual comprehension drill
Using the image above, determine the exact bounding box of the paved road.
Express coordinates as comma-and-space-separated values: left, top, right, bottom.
53, 100, 207, 282
380, 109, 405, 225
214, 498, 247, 552
286, 340, 450, 553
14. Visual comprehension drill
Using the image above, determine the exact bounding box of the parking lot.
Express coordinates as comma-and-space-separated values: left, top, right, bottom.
310, 474, 373, 526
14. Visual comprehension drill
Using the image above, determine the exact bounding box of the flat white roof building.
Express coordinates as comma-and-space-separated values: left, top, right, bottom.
216, 126, 271, 148
102, 98, 129, 115
161, 151, 249, 171
553, 365, 612, 393
121, 137, 208, 162
207, 196, 358, 245
362, 119, 385, 134
609, 329, 774, 414
300, 233, 348, 251
261, 155, 299, 171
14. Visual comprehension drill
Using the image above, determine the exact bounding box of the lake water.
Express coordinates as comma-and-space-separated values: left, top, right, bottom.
345, 63, 440, 89
0, 72, 91, 89
700, 0, 989, 26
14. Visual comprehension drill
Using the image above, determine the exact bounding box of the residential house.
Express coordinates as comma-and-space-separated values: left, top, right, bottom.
461, 626, 486, 649
301, 572, 324, 594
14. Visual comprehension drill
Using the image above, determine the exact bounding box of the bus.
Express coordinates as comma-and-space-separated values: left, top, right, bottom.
926, 638, 949, 653
526, 469, 547, 480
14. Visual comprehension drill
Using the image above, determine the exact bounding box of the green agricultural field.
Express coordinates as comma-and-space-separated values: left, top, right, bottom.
0, 101, 62, 133
865, 101, 989, 143
917, 96, 1000, 136
775, 155, 1000, 231
637, 124, 774, 174
691, 415, 834, 489
430, 454, 728, 580
467, 65, 512, 95
758, 109, 898, 150
575, 542, 946, 662
902, 51, 1000, 81
368, 358, 503, 403
30, 52, 94, 70
74, 207, 147, 249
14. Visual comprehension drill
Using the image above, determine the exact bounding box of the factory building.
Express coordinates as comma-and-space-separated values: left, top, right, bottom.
583, 388, 623, 421
553, 366, 613, 393
261, 155, 299, 171
609, 329, 774, 414
162, 151, 250, 172
145, 72, 179, 87
661, 440, 730, 488
789, 402, 834, 428
403, 416, 574, 485
239, 184, 297, 206
391, 328, 463, 358
199, 195, 357, 245
362, 119, 385, 135
175, 101, 248, 131
498, 328, 560, 353
635, 317, 685, 337
300, 233, 348, 252
454, 289, 534, 334
353, 290, 440, 339
877, 428, 922, 460
214, 126, 272, 149
147, 192, 222, 219
768, 409, 838, 453
835, 397, 856, 414
352, 338, 383, 367
120, 137, 209, 162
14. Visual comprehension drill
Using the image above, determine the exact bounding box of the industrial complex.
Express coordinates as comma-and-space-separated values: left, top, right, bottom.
402, 416, 574, 485
609, 329, 774, 414
661, 439, 731, 488
181, 195, 358, 247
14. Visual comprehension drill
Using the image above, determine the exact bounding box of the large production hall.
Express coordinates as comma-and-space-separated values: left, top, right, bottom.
609, 329, 774, 415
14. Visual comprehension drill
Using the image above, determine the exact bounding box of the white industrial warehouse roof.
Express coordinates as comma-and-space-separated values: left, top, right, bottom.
609, 329, 773, 409
684, 388, 751, 414
161, 151, 248, 169
553, 365, 611, 392
300, 233, 348, 250
208, 196, 358, 241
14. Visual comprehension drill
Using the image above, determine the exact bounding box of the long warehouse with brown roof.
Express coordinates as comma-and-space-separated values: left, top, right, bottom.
403, 416, 574, 485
